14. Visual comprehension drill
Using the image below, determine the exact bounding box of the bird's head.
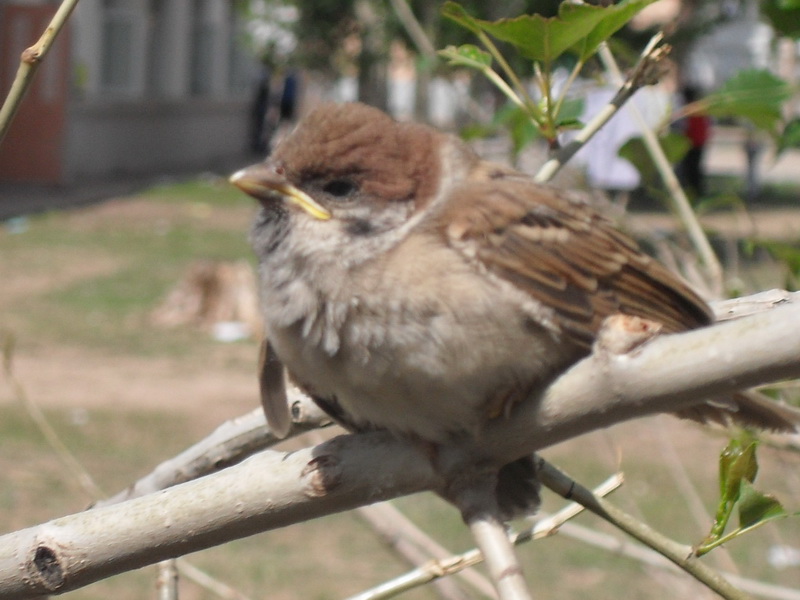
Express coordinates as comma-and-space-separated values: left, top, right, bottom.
231, 102, 461, 240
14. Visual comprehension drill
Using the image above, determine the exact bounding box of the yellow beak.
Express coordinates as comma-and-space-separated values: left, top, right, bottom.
229, 165, 331, 221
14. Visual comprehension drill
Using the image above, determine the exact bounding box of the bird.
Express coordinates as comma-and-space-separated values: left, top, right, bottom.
231, 102, 799, 515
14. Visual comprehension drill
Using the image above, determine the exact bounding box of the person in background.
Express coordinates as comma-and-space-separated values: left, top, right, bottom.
250, 68, 301, 156
279, 69, 299, 123
678, 86, 712, 197
250, 62, 272, 155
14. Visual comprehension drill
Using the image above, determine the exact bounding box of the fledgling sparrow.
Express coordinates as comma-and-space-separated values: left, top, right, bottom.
231, 102, 798, 512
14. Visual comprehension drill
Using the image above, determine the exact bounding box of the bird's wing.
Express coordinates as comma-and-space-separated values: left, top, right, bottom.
442, 177, 713, 350
258, 338, 292, 438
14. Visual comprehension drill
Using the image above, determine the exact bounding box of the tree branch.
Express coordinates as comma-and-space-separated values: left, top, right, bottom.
97, 393, 330, 507
534, 33, 668, 183
1, 300, 798, 598
0, 0, 80, 145
549, 519, 800, 600
387, 0, 437, 59
537, 461, 751, 600
595, 41, 724, 296
349, 473, 622, 600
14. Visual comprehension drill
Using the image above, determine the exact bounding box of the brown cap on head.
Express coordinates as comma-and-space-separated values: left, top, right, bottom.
272, 102, 443, 210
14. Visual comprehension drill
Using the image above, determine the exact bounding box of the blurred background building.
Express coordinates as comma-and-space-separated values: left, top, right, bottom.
2, 0, 799, 194
0, 0, 256, 186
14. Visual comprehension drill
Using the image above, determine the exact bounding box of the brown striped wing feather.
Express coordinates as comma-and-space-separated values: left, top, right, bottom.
443, 178, 714, 350
441, 177, 800, 431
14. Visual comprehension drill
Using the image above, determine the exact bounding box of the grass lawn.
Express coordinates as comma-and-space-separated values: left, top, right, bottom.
1, 178, 798, 599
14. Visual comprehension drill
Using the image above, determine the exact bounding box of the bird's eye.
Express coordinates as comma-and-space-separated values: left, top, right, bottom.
323, 179, 357, 198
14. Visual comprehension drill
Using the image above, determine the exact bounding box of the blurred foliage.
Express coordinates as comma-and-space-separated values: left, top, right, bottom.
242, 0, 568, 77
697, 70, 792, 138
744, 239, 800, 291
761, 0, 800, 38
619, 132, 691, 190
440, 0, 657, 142
442, 0, 657, 65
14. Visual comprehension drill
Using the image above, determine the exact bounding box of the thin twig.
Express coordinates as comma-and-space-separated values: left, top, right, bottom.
356, 503, 475, 600
348, 473, 623, 600
537, 459, 753, 600
96, 394, 330, 508
595, 41, 724, 296
554, 520, 800, 600
653, 424, 742, 576
156, 560, 179, 600
305, 431, 480, 600
534, 32, 667, 183
388, 0, 437, 59
176, 559, 255, 600
1, 332, 104, 500
476, 31, 542, 123
550, 59, 585, 123
0, 0, 80, 144
467, 510, 532, 600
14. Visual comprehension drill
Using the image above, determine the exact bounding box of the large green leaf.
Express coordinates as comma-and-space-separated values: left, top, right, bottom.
697, 479, 795, 556
442, 0, 657, 65
778, 117, 800, 154
573, 0, 659, 62
439, 44, 492, 69
761, 0, 800, 38
494, 103, 541, 156
618, 132, 690, 188
718, 435, 758, 501
440, 1, 481, 34
701, 69, 791, 135
738, 481, 786, 530
703, 434, 759, 545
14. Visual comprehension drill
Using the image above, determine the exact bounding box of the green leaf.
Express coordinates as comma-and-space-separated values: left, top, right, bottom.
618, 133, 690, 188
459, 122, 497, 142
554, 97, 585, 129
778, 118, 800, 154
701, 69, 791, 135
719, 434, 758, 500
693, 194, 745, 217
493, 103, 540, 156
572, 0, 659, 62
442, 0, 657, 66
439, 44, 492, 68
703, 434, 759, 542
441, 1, 481, 34
761, 0, 800, 38
750, 239, 800, 279
473, 6, 604, 65
738, 481, 787, 530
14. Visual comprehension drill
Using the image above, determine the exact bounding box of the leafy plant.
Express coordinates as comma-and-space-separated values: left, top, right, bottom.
618, 132, 691, 190
439, 0, 658, 144
744, 239, 800, 290
689, 69, 792, 138
761, 0, 800, 39
696, 434, 796, 556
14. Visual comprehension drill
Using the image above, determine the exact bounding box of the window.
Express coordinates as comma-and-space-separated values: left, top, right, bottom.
189, 0, 217, 96
99, 0, 145, 95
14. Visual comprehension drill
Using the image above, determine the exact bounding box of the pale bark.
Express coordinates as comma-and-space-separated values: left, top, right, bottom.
97, 393, 329, 507
1, 299, 798, 598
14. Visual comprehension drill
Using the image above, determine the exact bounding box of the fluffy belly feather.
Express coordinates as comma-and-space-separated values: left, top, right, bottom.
266, 288, 573, 442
